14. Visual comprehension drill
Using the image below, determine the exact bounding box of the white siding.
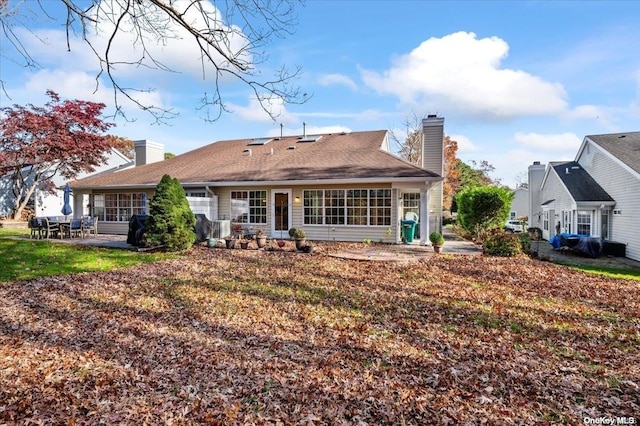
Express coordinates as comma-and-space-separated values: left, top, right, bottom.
578, 142, 640, 261
216, 184, 401, 243
540, 170, 574, 240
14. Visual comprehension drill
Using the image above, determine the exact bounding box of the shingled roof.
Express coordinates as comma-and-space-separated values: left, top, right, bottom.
587, 131, 640, 174
72, 130, 441, 189
551, 161, 614, 202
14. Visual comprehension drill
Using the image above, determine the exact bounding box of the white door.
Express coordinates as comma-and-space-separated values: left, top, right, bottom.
271, 189, 292, 238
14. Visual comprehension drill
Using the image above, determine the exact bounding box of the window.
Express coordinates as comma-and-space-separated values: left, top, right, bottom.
347, 190, 368, 225
324, 190, 345, 225
370, 189, 391, 226
230, 190, 267, 224
186, 191, 206, 197
563, 210, 572, 234
601, 209, 609, 240
577, 210, 591, 235
543, 211, 549, 231
92, 193, 147, 222
303, 189, 391, 226
303, 190, 323, 225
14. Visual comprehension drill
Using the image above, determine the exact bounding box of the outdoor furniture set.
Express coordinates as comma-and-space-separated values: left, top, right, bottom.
28, 216, 98, 240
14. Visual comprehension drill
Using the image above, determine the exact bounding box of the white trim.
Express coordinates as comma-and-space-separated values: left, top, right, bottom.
271, 189, 292, 237
580, 137, 640, 180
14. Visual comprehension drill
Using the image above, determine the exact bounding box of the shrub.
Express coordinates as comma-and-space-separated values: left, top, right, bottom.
429, 231, 445, 246
143, 174, 196, 252
483, 231, 523, 257
288, 228, 306, 239
456, 185, 514, 239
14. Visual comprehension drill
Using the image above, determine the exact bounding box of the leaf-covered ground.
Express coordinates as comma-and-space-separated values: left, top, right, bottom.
1, 245, 638, 424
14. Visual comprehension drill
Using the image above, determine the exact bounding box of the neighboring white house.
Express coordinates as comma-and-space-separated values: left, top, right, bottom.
71, 116, 447, 245
509, 187, 528, 221
527, 131, 640, 261
0, 140, 163, 219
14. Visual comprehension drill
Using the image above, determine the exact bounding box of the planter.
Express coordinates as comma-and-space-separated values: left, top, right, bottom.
225, 238, 236, 249
294, 238, 306, 251
256, 236, 267, 248
240, 241, 249, 249
433, 245, 443, 254
277, 240, 286, 248
301, 244, 314, 254
207, 238, 219, 248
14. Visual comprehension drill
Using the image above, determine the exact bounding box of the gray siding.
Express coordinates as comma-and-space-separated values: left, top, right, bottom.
578, 141, 640, 261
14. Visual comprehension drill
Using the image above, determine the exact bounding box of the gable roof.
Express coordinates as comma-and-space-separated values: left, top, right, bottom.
550, 161, 614, 202
72, 130, 441, 189
585, 131, 640, 174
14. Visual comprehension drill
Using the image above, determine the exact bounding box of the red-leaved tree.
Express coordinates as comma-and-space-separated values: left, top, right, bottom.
0, 90, 114, 219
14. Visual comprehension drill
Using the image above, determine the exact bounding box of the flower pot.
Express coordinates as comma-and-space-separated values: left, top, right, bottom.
225, 238, 236, 249
294, 238, 306, 251
301, 244, 314, 254
256, 236, 267, 248
433, 245, 443, 254
207, 238, 218, 248
240, 241, 249, 249
277, 240, 286, 248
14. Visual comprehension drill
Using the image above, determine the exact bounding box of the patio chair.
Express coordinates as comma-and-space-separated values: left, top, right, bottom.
41, 217, 60, 239
82, 216, 98, 238
29, 217, 43, 239
69, 219, 83, 238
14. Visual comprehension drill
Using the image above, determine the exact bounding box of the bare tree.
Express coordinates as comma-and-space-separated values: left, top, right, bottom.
389, 112, 424, 165
0, 0, 306, 123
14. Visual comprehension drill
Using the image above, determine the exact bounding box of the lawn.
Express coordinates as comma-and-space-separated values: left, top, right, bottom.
0, 244, 638, 424
0, 229, 173, 281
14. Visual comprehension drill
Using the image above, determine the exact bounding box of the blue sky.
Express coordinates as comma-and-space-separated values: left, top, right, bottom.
2, 0, 640, 188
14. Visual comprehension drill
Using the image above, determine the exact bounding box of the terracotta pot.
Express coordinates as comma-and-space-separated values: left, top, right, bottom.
256, 236, 267, 248
240, 241, 249, 249
434, 245, 443, 254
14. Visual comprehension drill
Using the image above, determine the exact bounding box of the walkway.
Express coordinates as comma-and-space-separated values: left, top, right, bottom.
328, 228, 482, 262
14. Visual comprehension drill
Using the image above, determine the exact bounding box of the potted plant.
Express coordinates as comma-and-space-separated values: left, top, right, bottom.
289, 227, 306, 250
429, 231, 445, 253
224, 235, 236, 249
255, 229, 267, 248
232, 224, 244, 239
301, 243, 314, 254
240, 239, 249, 249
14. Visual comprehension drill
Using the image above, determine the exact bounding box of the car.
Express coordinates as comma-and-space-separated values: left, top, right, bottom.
505, 220, 523, 233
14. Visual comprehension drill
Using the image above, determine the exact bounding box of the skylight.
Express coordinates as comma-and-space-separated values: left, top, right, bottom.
298, 135, 322, 143
248, 138, 273, 146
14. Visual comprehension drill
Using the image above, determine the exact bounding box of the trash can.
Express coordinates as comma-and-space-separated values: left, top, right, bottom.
401, 219, 417, 243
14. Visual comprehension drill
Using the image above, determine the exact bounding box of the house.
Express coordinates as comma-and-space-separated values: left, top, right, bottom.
0, 146, 142, 219
527, 131, 640, 261
509, 186, 528, 221
71, 116, 447, 244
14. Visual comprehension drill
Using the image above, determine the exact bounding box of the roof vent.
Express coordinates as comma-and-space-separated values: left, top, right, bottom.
571, 166, 580, 170
533, 161, 540, 165
243, 148, 252, 156
619, 135, 627, 139
288, 146, 296, 150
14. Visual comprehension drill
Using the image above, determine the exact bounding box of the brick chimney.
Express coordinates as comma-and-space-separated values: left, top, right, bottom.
134, 140, 165, 166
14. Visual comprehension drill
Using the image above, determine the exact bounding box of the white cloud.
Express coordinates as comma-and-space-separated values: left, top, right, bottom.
266, 125, 352, 137
318, 73, 357, 91
513, 131, 582, 154
448, 133, 479, 153
360, 31, 568, 121
228, 95, 297, 124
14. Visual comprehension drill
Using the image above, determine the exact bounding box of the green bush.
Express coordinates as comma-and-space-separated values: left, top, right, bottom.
456, 185, 514, 239
143, 174, 196, 252
483, 231, 523, 257
288, 228, 306, 239
429, 231, 445, 245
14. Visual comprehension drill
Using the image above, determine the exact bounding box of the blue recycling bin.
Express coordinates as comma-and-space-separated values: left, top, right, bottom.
401, 219, 417, 243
